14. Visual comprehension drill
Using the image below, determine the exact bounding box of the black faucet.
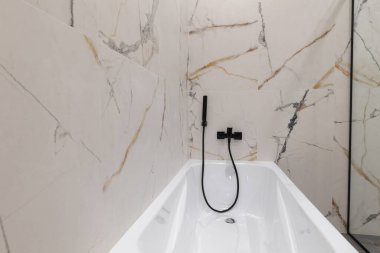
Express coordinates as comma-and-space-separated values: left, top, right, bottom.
217, 127, 242, 141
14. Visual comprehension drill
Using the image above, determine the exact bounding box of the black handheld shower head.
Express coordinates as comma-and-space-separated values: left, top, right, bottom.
200, 95, 240, 213
202, 96, 207, 127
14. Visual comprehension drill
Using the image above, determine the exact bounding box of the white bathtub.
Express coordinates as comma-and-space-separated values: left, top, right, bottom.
109, 160, 357, 253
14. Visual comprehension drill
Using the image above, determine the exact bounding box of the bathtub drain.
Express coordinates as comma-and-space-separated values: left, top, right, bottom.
225, 218, 235, 224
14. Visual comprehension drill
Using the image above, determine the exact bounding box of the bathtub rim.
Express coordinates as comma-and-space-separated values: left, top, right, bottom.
108, 159, 357, 253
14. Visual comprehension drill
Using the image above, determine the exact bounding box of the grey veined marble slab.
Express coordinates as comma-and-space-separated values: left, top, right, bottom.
352, 234, 380, 253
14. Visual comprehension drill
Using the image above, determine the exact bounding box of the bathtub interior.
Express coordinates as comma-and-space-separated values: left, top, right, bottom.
135, 162, 340, 253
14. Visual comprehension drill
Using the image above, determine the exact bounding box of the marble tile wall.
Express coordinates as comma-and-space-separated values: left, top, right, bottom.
0, 0, 187, 252
186, 0, 351, 232
0, 0, 357, 252
350, 0, 380, 236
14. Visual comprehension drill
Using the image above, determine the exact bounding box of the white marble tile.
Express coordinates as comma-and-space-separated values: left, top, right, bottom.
97, 0, 144, 64
349, 0, 380, 236
353, 0, 380, 86
257, 89, 335, 214
350, 86, 380, 235
329, 87, 350, 232
0, 0, 187, 252
24, 0, 73, 25
257, 0, 351, 91
188, 88, 258, 161
24, 0, 186, 77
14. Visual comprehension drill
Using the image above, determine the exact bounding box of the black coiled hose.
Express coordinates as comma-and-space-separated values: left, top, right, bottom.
201, 125, 239, 213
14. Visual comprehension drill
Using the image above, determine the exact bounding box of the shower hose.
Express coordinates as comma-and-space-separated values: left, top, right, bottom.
201, 125, 240, 213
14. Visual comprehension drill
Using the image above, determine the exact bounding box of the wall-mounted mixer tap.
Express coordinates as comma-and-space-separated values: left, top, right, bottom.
217, 127, 242, 141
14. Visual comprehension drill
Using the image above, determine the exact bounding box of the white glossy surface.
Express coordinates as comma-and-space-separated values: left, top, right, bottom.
109, 160, 357, 253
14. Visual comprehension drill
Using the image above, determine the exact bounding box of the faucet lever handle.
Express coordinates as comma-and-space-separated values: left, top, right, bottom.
232, 132, 242, 140
217, 131, 227, 139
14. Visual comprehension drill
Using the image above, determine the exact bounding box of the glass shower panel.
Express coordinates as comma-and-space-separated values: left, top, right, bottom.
350, 0, 380, 252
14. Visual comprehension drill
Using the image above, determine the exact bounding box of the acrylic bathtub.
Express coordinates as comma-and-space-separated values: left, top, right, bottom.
109, 160, 357, 253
